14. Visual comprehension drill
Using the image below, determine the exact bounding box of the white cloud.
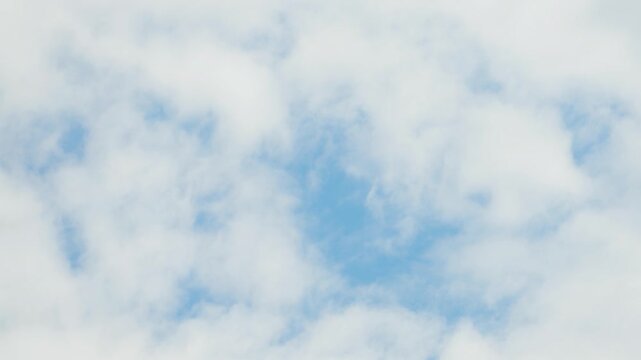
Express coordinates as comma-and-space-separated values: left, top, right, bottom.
440, 322, 498, 360
273, 305, 441, 360
2, 0, 641, 359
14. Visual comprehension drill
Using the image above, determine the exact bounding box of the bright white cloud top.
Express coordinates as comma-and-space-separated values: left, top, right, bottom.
2, 0, 641, 359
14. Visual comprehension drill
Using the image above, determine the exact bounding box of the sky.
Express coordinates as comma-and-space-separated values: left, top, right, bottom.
2, 0, 641, 359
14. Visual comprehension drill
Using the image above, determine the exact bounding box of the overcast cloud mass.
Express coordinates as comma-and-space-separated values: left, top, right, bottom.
2, 0, 641, 359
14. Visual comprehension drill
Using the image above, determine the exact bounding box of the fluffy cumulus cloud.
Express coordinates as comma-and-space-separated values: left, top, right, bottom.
2, 0, 641, 359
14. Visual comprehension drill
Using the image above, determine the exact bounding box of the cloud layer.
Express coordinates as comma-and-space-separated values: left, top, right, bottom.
2, 0, 641, 358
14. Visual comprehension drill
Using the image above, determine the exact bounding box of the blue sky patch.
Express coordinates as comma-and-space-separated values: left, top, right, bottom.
57, 216, 86, 271
58, 120, 87, 159
559, 98, 626, 164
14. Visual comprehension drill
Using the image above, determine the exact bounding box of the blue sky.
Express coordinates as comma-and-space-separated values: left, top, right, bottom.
2, 1, 641, 359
